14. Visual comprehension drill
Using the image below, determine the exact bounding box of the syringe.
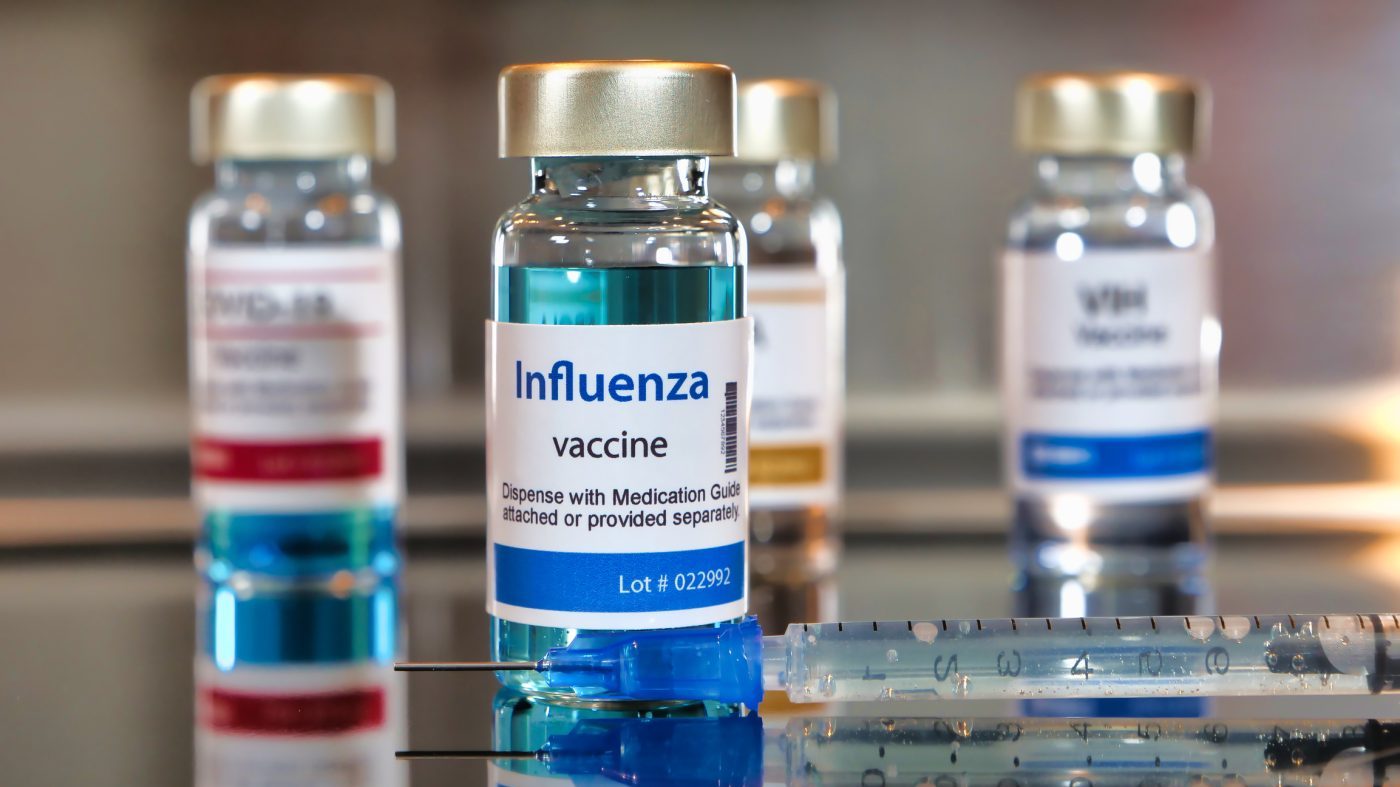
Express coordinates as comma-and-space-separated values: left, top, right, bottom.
398, 613, 1399, 707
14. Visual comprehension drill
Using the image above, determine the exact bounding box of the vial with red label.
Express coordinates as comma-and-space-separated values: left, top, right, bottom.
187, 74, 402, 592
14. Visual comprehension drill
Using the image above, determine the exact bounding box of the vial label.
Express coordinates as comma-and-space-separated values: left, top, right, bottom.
748, 269, 843, 507
195, 658, 404, 787
486, 319, 752, 630
188, 247, 401, 512
1003, 249, 1217, 502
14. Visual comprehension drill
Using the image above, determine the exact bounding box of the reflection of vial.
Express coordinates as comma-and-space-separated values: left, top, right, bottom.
195, 582, 403, 787
490, 690, 743, 785
487, 62, 750, 698
1003, 72, 1218, 625
187, 75, 402, 589
712, 80, 844, 610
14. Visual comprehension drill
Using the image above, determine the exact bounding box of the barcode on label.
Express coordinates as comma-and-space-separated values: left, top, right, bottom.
723, 381, 738, 473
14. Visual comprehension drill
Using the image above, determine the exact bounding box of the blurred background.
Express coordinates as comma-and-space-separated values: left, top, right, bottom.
4, 0, 1400, 477
4, 2, 1400, 785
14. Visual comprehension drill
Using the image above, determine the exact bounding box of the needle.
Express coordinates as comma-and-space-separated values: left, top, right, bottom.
397, 750, 539, 760
394, 660, 536, 672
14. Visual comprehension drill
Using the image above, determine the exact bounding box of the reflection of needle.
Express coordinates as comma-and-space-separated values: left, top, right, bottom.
394, 661, 535, 672
397, 750, 538, 760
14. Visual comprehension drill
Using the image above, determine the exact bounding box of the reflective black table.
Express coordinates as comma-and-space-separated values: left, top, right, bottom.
3, 528, 1397, 785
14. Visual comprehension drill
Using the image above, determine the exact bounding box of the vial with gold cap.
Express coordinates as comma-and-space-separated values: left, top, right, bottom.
1003, 72, 1218, 627
487, 61, 751, 697
186, 75, 403, 595
711, 79, 842, 624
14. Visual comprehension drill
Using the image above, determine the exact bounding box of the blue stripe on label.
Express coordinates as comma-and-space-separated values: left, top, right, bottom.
494, 542, 745, 613
1021, 430, 1212, 479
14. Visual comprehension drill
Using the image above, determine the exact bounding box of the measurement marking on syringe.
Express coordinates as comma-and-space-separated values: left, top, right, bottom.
758, 611, 1400, 704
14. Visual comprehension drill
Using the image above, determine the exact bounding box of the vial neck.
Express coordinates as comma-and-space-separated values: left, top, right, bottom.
532, 157, 708, 199
710, 160, 815, 200
215, 156, 373, 194
1035, 153, 1187, 198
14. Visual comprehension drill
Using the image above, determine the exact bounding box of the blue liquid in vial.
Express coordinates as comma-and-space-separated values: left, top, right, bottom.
199, 507, 400, 669
491, 264, 742, 697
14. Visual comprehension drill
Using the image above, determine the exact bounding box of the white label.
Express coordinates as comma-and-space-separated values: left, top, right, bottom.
1002, 249, 1218, 502
188, 247, 401, 512
486, 319, 752, 630
194, 659, 405, 787
748, 269, 844, 507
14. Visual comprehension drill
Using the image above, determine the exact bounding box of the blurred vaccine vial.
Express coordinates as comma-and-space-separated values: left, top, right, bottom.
488, 62, 750, 698
1003, 72, 1218, 626
187, 75, 402, 589
712, 79, 843, 626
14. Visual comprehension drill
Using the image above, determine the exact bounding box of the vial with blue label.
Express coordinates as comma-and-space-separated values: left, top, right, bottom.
1003, 72, 1218, 624
712, 79, 844, 605
488, 61, 750, 698
187, 75, 402, 592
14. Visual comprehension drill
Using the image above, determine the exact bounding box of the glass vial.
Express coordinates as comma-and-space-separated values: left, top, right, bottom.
1003, 72, 1218, 624
488, 61, 750, 698
711, 79, 843, 629
187, 75, 403, 605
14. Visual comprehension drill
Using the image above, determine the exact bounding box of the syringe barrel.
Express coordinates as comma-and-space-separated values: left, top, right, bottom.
772, 614, 1398, 703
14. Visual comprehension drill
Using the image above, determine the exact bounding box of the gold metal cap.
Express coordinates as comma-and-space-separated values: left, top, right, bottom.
736, 78, 836, 162
191, 74, 394, 163
1016, 71, 1204, 156
499, 61, 735, 158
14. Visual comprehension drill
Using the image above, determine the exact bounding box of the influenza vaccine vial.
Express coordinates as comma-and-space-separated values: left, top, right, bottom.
712, 80, 843, 598
1003, 72, 1218, 620
187, 75, 401, 587
488, 61, 750, 697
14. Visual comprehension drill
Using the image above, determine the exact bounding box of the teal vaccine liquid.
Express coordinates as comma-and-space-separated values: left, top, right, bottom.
497, 266, 741, 325
488, 61, 747, 702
